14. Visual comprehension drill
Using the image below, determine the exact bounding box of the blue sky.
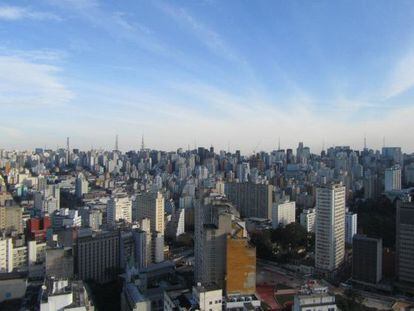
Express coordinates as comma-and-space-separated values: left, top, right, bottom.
1, 0, 414, 153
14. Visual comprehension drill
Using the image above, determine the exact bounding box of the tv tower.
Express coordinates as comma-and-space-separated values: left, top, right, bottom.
66, 137, 70, 165
141, 134, 145, 151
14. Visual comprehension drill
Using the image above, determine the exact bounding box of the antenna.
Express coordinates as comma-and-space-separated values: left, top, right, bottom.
141, 134, 145, 151
115, 134, 119, 151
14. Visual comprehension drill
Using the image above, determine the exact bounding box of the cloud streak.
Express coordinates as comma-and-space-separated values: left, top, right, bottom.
0, 56, 73, 107
0, 5, 61, 21
386, 50, 414, 98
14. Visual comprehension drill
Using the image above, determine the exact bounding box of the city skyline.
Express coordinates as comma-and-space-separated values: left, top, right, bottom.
2, 1, 414, 152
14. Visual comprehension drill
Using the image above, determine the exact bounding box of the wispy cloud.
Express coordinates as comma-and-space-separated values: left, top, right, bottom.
385, 50, 414, 98
0, 47, 67, 62
0, 5, 61, 21
0, 56, 73, 107
156, 2, 240, 62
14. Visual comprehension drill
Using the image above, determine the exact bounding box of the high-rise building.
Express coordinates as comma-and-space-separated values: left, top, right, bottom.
396, 201, 414, 286
75, 173, 89, 199
75, 231, 120, 283
315, 183, 345, 273
132, 191, 164, 233
225, 182, 274, 219
352, 235, 382, 284
272, 200, 296, 229
0, 206, 23, 234
345, 211, 357, 244
107, 196, 132, 224
385, 165, 401, 191
300, 208, 316, 232
226, 224, 256, 296
195, 194, 255, 292
382, 147, 402, 164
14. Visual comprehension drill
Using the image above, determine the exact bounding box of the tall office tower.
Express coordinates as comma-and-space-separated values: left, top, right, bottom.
107, 196, 132, 224
404, 163, 414, 184
396, 201, 414, 286
352, 235, 382, 284
315, 183, 346, 273
75, 231, 120, 283
382, 147, 402, 164
226, 223, 256, 296
194, 195, 232, 288
133, 229, 150, 270
138, 218, 152, 267
345, 211, 357, 244
225, 182, 274, 219
272, 200, 296, 229
75, 173, 89, 199
194, 194, 255, 291
151, 232, 164, 263
300, 208, 316, 232
385, 165, 402, 191
363, 170, 381, 200
132, 191, 164, 233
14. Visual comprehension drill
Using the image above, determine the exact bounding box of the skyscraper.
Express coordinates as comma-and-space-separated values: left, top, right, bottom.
132, 191, 164, 233
75, 173, 89, 199
225, 182, 274, 219
345, 211, 357, 245
315, 183, 346, 274
107, 196, 132, 224
396, 201, 414, 286
384, 165, 402, 191
352, 235, 382, 284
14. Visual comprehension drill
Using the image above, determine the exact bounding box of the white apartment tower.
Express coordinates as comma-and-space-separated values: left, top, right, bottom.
315, 183, 346, 273
133, 191, 164, 234
272, 200, 296, 229
107, 196, 132, 224
300, 208, 316, 232
75, 173, 89, 198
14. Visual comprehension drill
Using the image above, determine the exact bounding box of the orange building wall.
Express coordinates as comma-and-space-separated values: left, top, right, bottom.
226, 236, 256, 295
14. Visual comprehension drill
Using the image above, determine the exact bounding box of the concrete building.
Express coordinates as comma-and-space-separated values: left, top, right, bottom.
0, 206, 23, 233
352, 235, 382, 284
121, 283, 151, 311
272, 200, 296, 229
75, 231, 120, 283
300, 208, 316, 232
195, 195, 236, 289
225, 182, 274, 219
40, 278, 94, 311
0, 272, 27, 303
396, 201, 414, 286
385, 165, 402, 191
315, 183, 345, 273
225, 222, 256, 296
293, 283, 337, 311
75, 172, 89, 198
345, 211, 357, 245
133, 191, 164, 233
107, 196, 132, 224
192, 283, 223, 311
